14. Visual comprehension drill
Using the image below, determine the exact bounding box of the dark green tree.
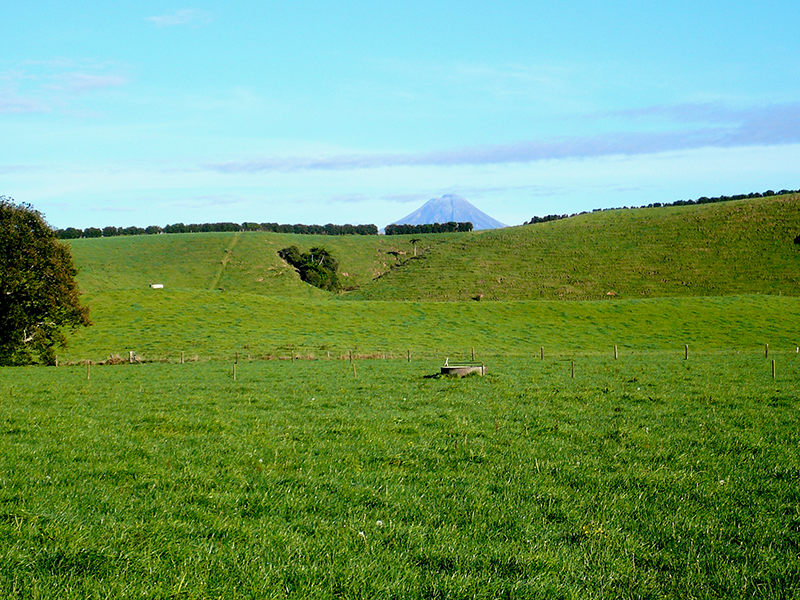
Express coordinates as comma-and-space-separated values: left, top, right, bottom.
277, 245, 303, 266
56, 227, 83, 239
278, 245, 340, 292
0, 197, 91, 365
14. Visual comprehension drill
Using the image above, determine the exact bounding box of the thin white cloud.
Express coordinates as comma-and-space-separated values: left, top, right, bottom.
1, 61, 127, 113
328, 193, 370, 204
45, 72, 127, 93
0, 91, 50, 113
203, 102, 800, 173
169, 195, 244, 209
0, 164, 45, 173
380, 192, 433, 203
380, 184, 562, 205
146, 9, 212, 27
595, 102, 764, 125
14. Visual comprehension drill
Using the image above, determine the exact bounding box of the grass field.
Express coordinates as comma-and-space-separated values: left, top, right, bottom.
67, 194, 800, 303
350, 195, 800, 301
1, 353, 799, 598
3, 195, 800, 597
55, 292, 800, 364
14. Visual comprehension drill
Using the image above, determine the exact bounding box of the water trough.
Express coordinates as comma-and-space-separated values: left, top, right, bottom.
440, 359, 487, 377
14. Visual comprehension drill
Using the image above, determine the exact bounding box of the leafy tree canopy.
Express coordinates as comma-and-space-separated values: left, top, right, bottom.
0, 197, 90, 365
278, 245, 341, 292
385, 222, 473, 235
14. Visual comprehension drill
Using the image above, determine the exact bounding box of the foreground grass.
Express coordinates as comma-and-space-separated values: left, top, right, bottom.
1, 354, 798, 598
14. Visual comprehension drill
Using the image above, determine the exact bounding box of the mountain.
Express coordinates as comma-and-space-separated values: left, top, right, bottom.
390, 194, 507, 230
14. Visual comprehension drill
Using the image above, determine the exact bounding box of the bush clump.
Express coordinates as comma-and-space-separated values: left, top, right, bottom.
278, 246, 341, 291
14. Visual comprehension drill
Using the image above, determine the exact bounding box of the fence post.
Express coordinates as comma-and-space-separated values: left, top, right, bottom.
614, 345, 618, 360
685, 344, 689, 360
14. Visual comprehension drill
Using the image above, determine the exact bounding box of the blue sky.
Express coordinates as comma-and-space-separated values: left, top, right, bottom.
3, 1, 800, 229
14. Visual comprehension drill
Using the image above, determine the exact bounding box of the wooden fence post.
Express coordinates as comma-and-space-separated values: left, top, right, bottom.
614, 345, 618, 360
540, 346, 544, 360
765, 344, 769, 359
180, 351, 184, 364
685, 344, 689, 360
233, 363, 237, 381
571, 360, 575, 378
772, 359, 776, 379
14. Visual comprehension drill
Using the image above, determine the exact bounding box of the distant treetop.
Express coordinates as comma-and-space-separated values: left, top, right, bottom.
525, 188, 800, 226
385, 222, 473, 235
55, 221, 379, 239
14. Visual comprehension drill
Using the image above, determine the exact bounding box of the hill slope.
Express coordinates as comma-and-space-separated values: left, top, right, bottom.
351, 195, 800, 301
60, 194, 800, 362
67, 194, 800, 303
68, 231, 417, 297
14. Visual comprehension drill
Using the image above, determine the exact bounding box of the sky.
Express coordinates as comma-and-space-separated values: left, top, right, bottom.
2, 1, 800, 229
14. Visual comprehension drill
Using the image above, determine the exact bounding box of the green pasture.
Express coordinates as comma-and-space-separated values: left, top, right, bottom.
67, 229, 413, 298
350, 195, 800, 301
1, 353, 798, 598
61, 292, 800, 364
4, 194, 799, 596
67, 194, 800, 304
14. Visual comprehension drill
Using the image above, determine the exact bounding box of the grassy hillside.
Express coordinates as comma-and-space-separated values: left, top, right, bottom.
60, 194, 800, 362
350, 194, 800, 301
68, 231, 414, 297
68, 194, 800, 303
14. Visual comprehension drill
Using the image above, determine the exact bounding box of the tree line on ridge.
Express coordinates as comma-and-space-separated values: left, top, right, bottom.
55, 222, 379, 239
525, 188, 800, 226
